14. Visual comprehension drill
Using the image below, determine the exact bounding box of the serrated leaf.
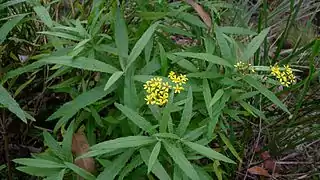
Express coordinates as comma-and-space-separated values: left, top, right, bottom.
177, 87, 193, 136
140, 148, 171, 180
163, 141, 199, 180
241, 28, 270, 61
126, 21, 160, 70
115, 103, 155, 134
64, 162, 95, 180
104, 71, 123, 91
209, 89, 224, 107
242, 75, 290, 114
0, 14, 26, 44
174, 52, 232, 67
97, 150, 134, 180
218, 132, 241, 162
33, 6, 53, 28
148, 141, 161, 173
13, 159, 65, 168
91, 136, 156, 151
183, 141, 235, 164
0, 84, 27, 123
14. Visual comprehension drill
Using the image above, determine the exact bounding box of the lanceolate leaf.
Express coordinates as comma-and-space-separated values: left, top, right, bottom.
15, 167, 62, 177
163, 141, 200, 180
90, 136, 156, 151
241, 28, 270, 61
115, 7, 128, 58
13, 159, 65, 168
43, 131, 65, 161
64, 162, 95, 180
104, 71, 123, 91
0, 0, 27, 10
174, 52, 232, 67
97, 150, 134, 180
148, 141, 161, 173
0, 14, 26, 44
33, 6, 53, 28
242, 75, 290, 114
140, 148, 171, 180
0, 84, 27, 123
126, 21, 160, 70
218, 132, 242, 162
177, 87, 193, 136
183, 141, 235, 163
115, 103, 155, 134
209, 89, 224, 108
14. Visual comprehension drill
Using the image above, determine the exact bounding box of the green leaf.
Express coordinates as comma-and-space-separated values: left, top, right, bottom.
209, 89, 224, 107
15, 167, 62, 177
177, 87, 193, 136
140, 148, 171, 180
238, 100, 267, 121
0, 14, 26, 44
0, 0, 27, 10
126, 21, 160, 70
118, 155, 144, 180
215, 26, 232, 60
174, 52, 232, 67
97, 150, 134, 180
43, 131, 65, 160
241, 28, 270, 61
182, 126, 206, 142
148, 141, 161, 174
115, 103, 155, 134
115, 7, 128, 58
159, 42, 168, 76
242, 75, 290, 114
104, 71, 123, 91
219, 26, 257, 35
91, 136, 156, 151
41, 56, 118, 74
0, 84, 27, 123
163, 141, 199, 180
44, 169, 65, 180
38, 31, 82, 41
48, 85, 115, 131
218, 132, 241, 162
153, 133, 180, 140
33, 6, 53, 28
13, 158, 65, 168
183, 141, 235, 164
173, 12, 206, 28
61, 122, 74, 162
48, 76, 81, 89
64, 162, 95, 180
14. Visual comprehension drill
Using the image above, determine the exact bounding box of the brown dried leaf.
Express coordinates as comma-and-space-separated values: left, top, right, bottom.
72, 129, 95, 174
184, 0, 212, 28
247, 166, 271, 177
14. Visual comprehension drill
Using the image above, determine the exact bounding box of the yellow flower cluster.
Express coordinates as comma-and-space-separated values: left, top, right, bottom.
143, 72, 188, 106
270, 64, 296, 87
234, 61, 255, 74
168, 71, 188, 93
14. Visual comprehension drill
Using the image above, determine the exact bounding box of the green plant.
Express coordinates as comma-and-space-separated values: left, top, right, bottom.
0, 0, 318, 179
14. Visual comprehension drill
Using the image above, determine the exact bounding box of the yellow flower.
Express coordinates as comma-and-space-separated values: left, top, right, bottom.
270, 64, 296, 87
173, 85, 184, 93
162, 82, 171, 92
168, 71, 176, 79
179, 74, 188, 84
145, 94, 155, 105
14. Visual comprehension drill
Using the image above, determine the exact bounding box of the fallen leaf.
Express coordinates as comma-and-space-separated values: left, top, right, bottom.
184, 0, 212, 28
260, 151, 277, 172
72, 128, 95, 174
247, 166, 271, 177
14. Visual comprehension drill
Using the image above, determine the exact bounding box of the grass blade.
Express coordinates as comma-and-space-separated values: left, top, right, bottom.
13, 159, 65, 168
218, 132, 242, 162
209, 89, 224, 107
0, 14, 26, 44
33, 6, 53, 28
104, 71, 123, 91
